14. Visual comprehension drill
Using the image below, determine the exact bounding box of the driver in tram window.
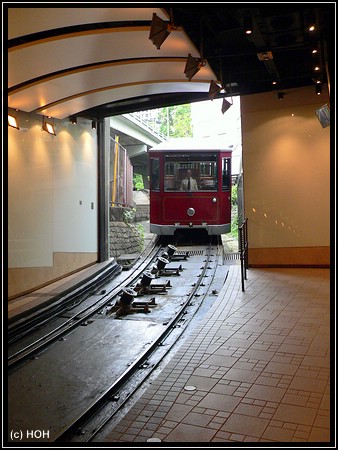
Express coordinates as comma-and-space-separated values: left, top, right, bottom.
180, 169, 198, 191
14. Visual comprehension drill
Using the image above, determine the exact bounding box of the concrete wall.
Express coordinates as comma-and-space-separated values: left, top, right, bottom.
8, 110, 98, 298
241, 85, 330, 266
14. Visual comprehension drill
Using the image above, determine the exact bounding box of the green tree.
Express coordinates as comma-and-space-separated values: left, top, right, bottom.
158, 104, 193, 138
133, 173, 144, 190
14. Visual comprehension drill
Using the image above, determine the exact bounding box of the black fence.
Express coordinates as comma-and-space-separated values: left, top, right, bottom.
239, 218, 248, 292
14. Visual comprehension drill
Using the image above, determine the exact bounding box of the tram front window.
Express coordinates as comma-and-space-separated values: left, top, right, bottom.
164, 153, 217, 191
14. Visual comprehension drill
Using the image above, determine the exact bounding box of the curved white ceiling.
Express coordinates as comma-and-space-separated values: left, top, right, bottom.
8, 7, 217, 119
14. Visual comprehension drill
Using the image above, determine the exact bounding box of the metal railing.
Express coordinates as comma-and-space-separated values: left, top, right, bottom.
238, 217, 248, 292
110, 137, 134, 209
123, 112, 168, 142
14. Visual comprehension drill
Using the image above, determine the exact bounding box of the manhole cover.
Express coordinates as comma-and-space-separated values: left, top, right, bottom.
147, 437, 162, 442
184, 385, 197, 391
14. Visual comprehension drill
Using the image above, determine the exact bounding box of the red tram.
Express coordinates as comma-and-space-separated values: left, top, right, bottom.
148, 138, 232, 236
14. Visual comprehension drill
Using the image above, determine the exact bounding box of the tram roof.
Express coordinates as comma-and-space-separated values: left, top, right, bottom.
149, 137, 233, 153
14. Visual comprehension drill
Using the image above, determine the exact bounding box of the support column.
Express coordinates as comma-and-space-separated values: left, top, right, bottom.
97, 118, 110, 262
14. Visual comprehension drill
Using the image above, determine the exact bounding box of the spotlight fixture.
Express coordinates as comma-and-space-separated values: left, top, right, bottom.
184, 53, 205, 81
70, 116, 77, 124
8, 114, 19, 129
243, 15, 253, 35
316, 84, 322, 95
221, 98, 232, 114
271, 74, 278, 85
149, 12, 175, 49
91, 120, 97, 130
257, 51, 273, 61
42, 116, 56, 135
208, 80, 223, 100
277, 92, 285, 100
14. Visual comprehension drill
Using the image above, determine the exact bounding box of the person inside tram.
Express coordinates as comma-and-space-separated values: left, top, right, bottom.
180, 169, 198, 191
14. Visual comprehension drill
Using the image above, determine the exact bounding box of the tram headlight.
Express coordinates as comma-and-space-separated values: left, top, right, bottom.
187, 207, 195, 217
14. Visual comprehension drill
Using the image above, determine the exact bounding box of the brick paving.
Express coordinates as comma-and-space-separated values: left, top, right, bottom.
96, 265, 332, 444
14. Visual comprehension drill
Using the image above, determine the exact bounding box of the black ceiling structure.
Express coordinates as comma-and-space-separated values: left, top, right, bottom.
80, 3, 333, 119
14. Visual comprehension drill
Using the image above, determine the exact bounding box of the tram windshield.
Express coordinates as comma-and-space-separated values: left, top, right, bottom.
164, 153, 217, 191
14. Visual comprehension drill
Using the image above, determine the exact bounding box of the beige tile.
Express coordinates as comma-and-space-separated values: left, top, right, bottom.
192, 367, 216, 377
319, 393, 330, 410
233, 402, 263, 417
165, 423, 216, 442
273, 404, 317, 426
165, 404, 192, 422
232, 361, 256, 371
301, 355, 330, 368
182, 411, 212, 427
264, 361, 298, 376
262, 425, 295, 442
222, 338, 254, 349
313, 414, 330, 429
223, 368, 260, 383
246, 385, 286, 402
211, 384, 237, 396
185, 375, 218, 392
308, 427, 331, 442
289, 376, 327, 393
242, 348, 275, 362
203, 354, 238, 367
221, 413, 269, 438
277, 343, 308, 355
254, 375, 279, 387
198, 392, 241, 412
259, 333, 286, 344
281, 393, 308, 406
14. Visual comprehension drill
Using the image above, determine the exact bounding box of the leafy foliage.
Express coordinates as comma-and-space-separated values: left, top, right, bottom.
133, 173, 144, 190
123, 208, 136, 223
158, 104, 193, 138
231, 184, 238, 206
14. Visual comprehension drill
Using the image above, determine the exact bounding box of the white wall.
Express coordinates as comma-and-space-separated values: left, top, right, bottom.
52, 120, 98, 252
8, 111, 98, 268
241, 86, 330, 263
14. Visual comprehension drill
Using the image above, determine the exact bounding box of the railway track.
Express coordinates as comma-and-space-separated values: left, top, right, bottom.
7, 261, 122, 346
8, 239, 161, 371
8, 237, 226, 443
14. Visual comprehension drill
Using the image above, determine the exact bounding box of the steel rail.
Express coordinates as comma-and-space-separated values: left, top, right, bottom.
54, 239, 220, 443
8, 240, 162, 371
8, 262, 122, 344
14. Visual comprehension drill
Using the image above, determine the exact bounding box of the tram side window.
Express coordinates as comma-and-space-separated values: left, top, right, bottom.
222, 158, 231, 191
150, 158, 160, 191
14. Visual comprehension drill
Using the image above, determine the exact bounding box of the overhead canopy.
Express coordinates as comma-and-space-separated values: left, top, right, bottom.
7, 5, 332, 120
8, 7, 216, 120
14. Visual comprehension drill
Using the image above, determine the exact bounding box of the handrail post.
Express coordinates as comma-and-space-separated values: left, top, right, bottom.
239, 222, 245, 292
239, 217, 248, 291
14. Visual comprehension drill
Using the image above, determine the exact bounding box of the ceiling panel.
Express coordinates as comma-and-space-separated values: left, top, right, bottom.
9, 29, 201, 88
8, 7, 168, 39
35, 81, 212, 119
7, 5, 333, 120
9, 60, 214, 113
8, 6, 217, 119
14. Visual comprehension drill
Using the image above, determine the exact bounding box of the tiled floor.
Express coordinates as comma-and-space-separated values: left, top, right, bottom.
97, 265, 332, 444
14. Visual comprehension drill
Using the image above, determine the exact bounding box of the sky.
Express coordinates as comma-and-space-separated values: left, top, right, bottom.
191, 96, 242, 174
